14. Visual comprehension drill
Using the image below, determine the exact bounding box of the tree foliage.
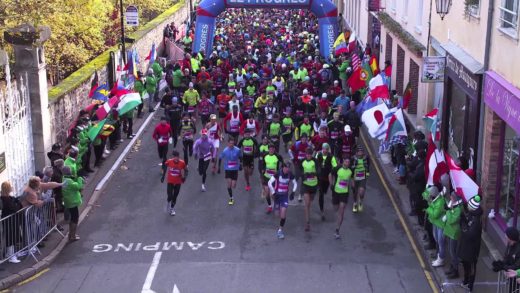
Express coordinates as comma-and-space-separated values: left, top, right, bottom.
0, 0, 177, 80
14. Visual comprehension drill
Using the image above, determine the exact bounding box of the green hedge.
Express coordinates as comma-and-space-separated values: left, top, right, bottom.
48, 0, 185, 101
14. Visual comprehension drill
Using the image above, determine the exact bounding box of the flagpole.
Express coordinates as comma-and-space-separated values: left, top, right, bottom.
120, 0, 127, 64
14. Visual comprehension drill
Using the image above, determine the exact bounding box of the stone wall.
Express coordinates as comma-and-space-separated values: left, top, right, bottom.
47, 1, 188, 149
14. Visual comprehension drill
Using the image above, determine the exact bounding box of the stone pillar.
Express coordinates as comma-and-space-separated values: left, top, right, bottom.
4, 24, 52, 171
481, 105, 503, 215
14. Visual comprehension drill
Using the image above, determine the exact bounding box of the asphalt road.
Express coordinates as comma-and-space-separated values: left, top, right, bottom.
13, 116, 432, 293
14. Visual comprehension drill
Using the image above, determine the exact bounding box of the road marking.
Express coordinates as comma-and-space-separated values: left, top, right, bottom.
92, 241, 226, 253
173, 284, 180, 293
141, 252, 162, 293
11, 268, 50, 289
361, 132, 439, 293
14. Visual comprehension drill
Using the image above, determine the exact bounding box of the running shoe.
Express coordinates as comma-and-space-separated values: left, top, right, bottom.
358, 202, 364, 212
166, 201, 171, 213
201, 184, 206, 192
304, 223, 310, 232
266, 206, 273, 214
334, 230, 340, 239
298, 194, 303, 202
277, 229, 285, 239
170, 208, 176, 216
352, 203, 358, 213
245, 185, 251, 191
228, 198, 234, 205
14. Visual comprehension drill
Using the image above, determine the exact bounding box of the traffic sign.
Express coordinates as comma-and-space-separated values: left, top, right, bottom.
126, 5, 139, 27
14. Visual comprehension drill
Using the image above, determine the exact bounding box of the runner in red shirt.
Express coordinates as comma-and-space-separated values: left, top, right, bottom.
152, 117, 172, 164
161, 150, 187, 216
216, 89, 232, 119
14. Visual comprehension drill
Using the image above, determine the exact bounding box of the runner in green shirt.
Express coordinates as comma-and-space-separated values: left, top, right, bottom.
329, 159, 353, 239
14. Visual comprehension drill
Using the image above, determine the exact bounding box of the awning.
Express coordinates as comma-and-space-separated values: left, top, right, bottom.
441, 41, 484, 74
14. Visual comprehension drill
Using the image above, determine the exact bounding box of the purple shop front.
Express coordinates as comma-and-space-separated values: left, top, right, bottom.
484, 71, 520, 134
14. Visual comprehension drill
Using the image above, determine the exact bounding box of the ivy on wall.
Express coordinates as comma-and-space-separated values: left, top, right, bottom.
377, 12, 426, 56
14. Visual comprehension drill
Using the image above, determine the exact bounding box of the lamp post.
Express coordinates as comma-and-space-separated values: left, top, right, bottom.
120, 0, 127, 63
427, 0, 452, 55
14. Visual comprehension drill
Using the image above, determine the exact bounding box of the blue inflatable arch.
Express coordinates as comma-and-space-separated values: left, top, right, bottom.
192, 0, 338, 59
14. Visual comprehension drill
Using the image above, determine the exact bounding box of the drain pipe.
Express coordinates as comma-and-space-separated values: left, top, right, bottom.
476, 0, 495, 182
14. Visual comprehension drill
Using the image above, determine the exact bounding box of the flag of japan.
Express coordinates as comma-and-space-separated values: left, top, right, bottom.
361, 103, 390, 139
445, 152, 479, 202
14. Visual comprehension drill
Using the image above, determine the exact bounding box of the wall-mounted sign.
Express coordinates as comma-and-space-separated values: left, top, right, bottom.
126, 5, 139, 27
446, 53, 481, 98
421, 56, 445, 83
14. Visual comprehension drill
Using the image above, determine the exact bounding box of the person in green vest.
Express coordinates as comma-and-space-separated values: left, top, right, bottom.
338, 56, 350, 92
295, 116, 314, 141
329, 158, 353, 239
426, 185, 447, 268
444, 192, 463, 279
171, 64, 183, 97
134, 71, 146, 118
145, 69, 157, 113
182, 34, 192, 52
267, 114, 282, 152
190, 54, 200, 74
260, 144, 282, 214
152, 61, 163, 80
301, 147, 319, 232
257, 135, 270, 184
281, 113, 294, 153
64, 148, 80, 179
350, 146, 370, 213
237, 128, 259, 192
61, 166, 84, 242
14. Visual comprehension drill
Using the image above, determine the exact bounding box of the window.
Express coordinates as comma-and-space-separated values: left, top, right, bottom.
499, 0, 519, 36
498, 125, 520, 227
402, 0, 409, 23
465, 0, 481, 17
391, 0, 397, 13
416, 0, 424, 33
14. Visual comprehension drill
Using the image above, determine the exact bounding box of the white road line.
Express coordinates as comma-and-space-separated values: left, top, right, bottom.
141, 251, 163, 293
95, 102, 160, 191
172, 284, 180, 293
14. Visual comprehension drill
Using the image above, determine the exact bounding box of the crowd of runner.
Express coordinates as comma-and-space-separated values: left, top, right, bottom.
155, 9, 370, 240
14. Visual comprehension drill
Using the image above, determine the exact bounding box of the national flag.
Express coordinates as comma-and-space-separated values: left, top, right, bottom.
88, 71, 99, 98
369, 55, 379, 75
346, 31, 357, 53
117, 93, 142, 115
425, 143, 449, 186
402, 82, 413, 110
361, 102, 390, 139
145, 43, 157, 63
423, 108, 439, 142
95, 96, 119, 120
445, 152, 479, 202
87, 119, 107, 142
90, 83, 110, 102
368, 74, 390, 100
347, 61, 372, 93
333, 33, 347, 55
124, 49, 138, 78
384, 64, 392, 77
380, 135, 407, 153
351, 52, 361, 71
385, 108, 407, 141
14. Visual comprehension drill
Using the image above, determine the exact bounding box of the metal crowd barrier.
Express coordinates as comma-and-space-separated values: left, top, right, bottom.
0, 200, 64, 264
23, 200, 65, 262
497, 270, 520, 293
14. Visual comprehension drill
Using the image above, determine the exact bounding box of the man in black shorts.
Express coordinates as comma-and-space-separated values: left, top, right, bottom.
329, 158, 354, 239
238, 128, 259, 191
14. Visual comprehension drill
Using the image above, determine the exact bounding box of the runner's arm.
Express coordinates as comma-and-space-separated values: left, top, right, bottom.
291, 179, 298, 193
268, 176, 276, 195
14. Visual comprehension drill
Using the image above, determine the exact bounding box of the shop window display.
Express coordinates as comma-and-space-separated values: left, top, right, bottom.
498, 125, 520, 227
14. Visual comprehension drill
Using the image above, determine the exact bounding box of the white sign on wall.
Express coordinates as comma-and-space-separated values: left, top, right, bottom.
126, 5, 139, 27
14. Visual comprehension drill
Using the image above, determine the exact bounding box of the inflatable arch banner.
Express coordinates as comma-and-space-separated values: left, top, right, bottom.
193, 0, 339, 59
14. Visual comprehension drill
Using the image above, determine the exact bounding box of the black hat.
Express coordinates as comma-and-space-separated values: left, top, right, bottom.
506, 227, 520, 242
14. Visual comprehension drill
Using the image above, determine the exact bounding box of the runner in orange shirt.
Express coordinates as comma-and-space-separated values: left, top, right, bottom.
161, 150, 187, 216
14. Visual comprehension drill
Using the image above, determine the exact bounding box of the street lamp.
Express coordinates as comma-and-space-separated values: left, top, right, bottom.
435, 0, 452, 20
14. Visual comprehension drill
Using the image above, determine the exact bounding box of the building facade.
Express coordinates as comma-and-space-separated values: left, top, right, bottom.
479, 0, 520, 251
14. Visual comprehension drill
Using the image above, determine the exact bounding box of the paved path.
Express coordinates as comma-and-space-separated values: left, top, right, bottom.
13, 116, 433, 293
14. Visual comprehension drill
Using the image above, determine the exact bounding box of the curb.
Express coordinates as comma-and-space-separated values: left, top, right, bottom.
0, 104, 160, 290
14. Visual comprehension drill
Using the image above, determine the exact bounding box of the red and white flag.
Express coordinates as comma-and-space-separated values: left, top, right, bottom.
424, 143, 449, 186
445, 152, 479, 202
368, 74, 390, 99
95, 96, 119, 120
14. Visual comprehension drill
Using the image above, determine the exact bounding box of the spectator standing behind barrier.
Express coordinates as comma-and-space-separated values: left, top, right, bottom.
47, 143, 64, 167
21, 176, 62, 208
458, 195, 483, 292
493, 225, 520, 292
1, 181, 23, 263
61, 166, 84, 242
443, 192, 463, 279
426, 184, 447, 268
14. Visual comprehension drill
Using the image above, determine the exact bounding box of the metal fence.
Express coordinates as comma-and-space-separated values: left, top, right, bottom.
497, 270, 520, 293
0, 200, 64, 264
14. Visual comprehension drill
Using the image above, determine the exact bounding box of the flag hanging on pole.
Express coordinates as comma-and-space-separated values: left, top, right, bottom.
117, 93, 142, 115
423, 108, 440, 142
401, 82, 413, 109
87, 119, 107, 142
90, 83, 110, 102
424, 142, 449, 186
334, 33, 347, 55
95, 96, 119, 120
368, 74, 390, 100
385, 108, 407, 141
145, 43, 156, 63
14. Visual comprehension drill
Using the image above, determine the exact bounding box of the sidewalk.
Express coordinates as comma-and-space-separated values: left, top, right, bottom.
0, 106, 161, 290
361, 130, 500, 293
